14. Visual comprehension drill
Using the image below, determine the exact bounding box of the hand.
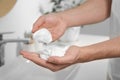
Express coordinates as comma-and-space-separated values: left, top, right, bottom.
20, 46, 92, 72
20, 51, 70, 72
32, 13, 68, 41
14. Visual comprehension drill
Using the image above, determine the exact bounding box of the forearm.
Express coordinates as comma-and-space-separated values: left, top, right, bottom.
81, 36, 120, 62
56, 0, 112, 27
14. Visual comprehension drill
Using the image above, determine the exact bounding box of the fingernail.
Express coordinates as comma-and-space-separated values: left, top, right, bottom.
32, 29, 35, 33
20, 50, 23, 53
20, 51, 24, 55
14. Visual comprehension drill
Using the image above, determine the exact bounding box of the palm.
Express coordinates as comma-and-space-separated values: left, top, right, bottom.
33, 14, 67, 41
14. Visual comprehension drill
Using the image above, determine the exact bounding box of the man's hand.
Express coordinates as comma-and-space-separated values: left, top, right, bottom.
20, 50, 70, 72
20, 46, 92, 72
32, 13, 68, 41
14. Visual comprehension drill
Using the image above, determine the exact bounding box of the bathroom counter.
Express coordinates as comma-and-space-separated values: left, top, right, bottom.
0, 34, 109, 80
75, 34, 109, 46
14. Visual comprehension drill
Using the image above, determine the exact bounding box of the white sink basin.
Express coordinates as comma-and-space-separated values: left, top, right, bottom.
0, 56, 55, 80
0, 34, 109, 80
0, 56, 80, 80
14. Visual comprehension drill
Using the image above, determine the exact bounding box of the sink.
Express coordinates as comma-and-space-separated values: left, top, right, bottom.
0, 56, 80, 80
0, 56, 55, 80
0, 34, 109, 80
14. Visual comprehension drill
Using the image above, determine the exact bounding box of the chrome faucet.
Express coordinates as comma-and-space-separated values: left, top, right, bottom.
0, 32, 30, 67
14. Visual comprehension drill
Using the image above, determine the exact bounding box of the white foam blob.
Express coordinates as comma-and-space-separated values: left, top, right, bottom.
38, 44, 69, 60
33, 28, 52, 44
33, 28, 70, 60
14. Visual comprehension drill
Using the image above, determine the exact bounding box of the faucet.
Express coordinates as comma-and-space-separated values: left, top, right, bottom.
0, 32, 30, 67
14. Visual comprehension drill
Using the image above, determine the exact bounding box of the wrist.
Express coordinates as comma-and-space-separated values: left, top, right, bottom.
78, 47, 95, 62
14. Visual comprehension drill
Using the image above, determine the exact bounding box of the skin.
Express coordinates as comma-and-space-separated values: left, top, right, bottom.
32, 14, 67, 41
20, 0, 119, 72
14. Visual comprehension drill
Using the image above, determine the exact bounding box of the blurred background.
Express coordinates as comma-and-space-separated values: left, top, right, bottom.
0, 0, 110, 80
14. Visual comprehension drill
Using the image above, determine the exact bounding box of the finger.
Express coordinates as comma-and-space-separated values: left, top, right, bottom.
20, 51, 39, 59
20, 51, 59, 69
20, 51, 41, 61
20, 51, 48, 67
50, 64, 70, 72
32, 16, 45, 33
20, 51, 71, 71
47, 55, 73, 65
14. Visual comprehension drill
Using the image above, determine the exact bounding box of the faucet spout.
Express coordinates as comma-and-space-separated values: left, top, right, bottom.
0, 39, 30, 45
0, 38, 30, 67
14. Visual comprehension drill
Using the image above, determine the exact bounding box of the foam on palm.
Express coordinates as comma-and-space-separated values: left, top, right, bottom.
33, 28, 69, 60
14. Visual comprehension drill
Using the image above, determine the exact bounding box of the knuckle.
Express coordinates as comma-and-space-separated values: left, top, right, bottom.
51, 69, 59, 72
50, 67, 60, 72
50, 68, 57, 72
51, 58, 60, 64
51, 69, 57, 72
45, 66, 57, 72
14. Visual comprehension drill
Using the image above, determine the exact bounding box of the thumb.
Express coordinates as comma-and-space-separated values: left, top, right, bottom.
32, 16, 45, 33
47, 55, 73, 65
